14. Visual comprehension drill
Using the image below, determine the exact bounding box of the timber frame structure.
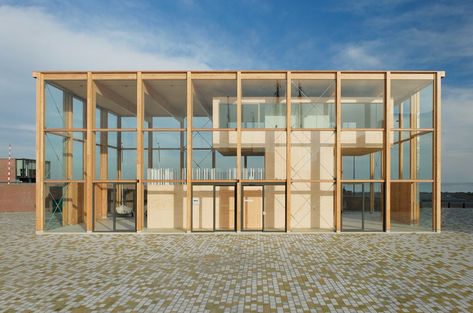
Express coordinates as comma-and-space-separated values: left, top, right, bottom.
33, 70, 444, 233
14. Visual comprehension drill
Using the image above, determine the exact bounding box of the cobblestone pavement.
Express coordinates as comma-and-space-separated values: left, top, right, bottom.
0, 208, 472, 312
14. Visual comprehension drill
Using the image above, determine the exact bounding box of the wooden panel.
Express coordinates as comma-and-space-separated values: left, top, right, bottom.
42, 73, 88, 80
92, 73, 137, 80
142, 73, 187, 80
391, 182, 415, 224
291, 73, 336, 80
241, 73, 286, 80
390, 73, 435, 80
192, 73, 237, 80
340, 73, 385, 80
243, 187, 262, 230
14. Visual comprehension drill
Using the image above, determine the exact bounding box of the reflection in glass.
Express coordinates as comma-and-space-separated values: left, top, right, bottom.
342, 183, 383, 232
341, 79, 384, 128
392, 79, 433, 129
391, 182, 432, 231
44, 183, 86, 232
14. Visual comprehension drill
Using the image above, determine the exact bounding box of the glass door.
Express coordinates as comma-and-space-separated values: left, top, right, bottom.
342, 183, 383, 232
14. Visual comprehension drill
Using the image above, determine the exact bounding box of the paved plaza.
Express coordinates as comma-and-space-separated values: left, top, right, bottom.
1, 208, 472, 312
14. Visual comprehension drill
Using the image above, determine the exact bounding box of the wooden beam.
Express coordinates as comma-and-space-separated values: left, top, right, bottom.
384, 72, 392, 231
95, 81, 135, 116
434, 72, 442, 232
136, 72, 144, 231
335, 71, 341, 232
36, 73, 45, 232
186, 72, 192, 232
286, 71, 292, 232
143, 81, 184, 119
85, 72, 94, 232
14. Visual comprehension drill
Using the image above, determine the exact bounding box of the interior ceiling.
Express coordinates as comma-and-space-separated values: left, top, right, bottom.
291, 80, 336, 98
50, 78, 433, 119
193, 80, 236, 117
391, 80, 432, 103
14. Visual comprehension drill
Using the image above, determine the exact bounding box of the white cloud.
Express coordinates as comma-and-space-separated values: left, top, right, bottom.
0, 4, 223, 158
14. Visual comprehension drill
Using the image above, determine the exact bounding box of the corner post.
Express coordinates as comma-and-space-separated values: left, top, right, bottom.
434, 72, 442, 232
35, 73, 45, 232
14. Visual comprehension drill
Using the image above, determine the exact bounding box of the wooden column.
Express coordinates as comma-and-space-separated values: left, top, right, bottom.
147, 119, 153, 169
35, 73, 45, 232
434, 72, 442, 232
236, 71, 242, 231
410, 94, 419, 223
85, 72, 94, 231
286, 71, 292, 231
335, 72, 341, 232
63, 93, 73, 225
98, 109, 108, 219
398, 102, 404, 179
136, 72, 144, 231
384, 72, 391, 231
186, 72, 192, 232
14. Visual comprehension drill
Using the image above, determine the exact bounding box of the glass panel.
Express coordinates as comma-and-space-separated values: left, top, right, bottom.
93, 183, 136, 232
192, 80, 237, 128
242, 186, 263, 230
291, 131, 335, 180
145, 182, 187, 230
242, 79, 286, 128
144, 80, 187, 128
391, 182, 432, 231
45, 81, 87, 129
341, 79, 384, 128
291, 182, 334, 231
145, 131, 186, 180
391, 130, 432, 180
192, 185, 214, 231
263, 185, 286, 231
215, 185, 236, 231
342, 183, 383, 232
95, 80, 137, 128
241, 131, 286, 180
44, 183, 86, 232
341, 130, 383, 180
392, 80, 433, 129
391, 131, 411, 180
192, 131, 237, 180
45, 132, 85, 180
291, 79, 335, 128
95, 131, 136, 180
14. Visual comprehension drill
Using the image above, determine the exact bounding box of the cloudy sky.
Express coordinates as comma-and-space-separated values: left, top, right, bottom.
0, 0, 472, 183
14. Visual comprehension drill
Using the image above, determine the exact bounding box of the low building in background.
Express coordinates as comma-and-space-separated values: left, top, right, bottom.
32, 70, 444, 233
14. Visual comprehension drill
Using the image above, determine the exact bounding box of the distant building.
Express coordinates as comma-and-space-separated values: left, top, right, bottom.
33, 70, 443, 233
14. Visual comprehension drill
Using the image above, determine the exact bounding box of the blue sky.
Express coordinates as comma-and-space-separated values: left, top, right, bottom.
0, 0, 472, 183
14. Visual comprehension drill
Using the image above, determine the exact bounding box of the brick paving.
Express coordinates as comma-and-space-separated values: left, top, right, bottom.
0, 208, 472, 312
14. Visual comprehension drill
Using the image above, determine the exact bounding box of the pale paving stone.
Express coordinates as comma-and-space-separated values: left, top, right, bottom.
0, 208, 472, 312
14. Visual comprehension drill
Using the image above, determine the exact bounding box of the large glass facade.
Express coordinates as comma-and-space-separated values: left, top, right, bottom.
37, 71, 442, 233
